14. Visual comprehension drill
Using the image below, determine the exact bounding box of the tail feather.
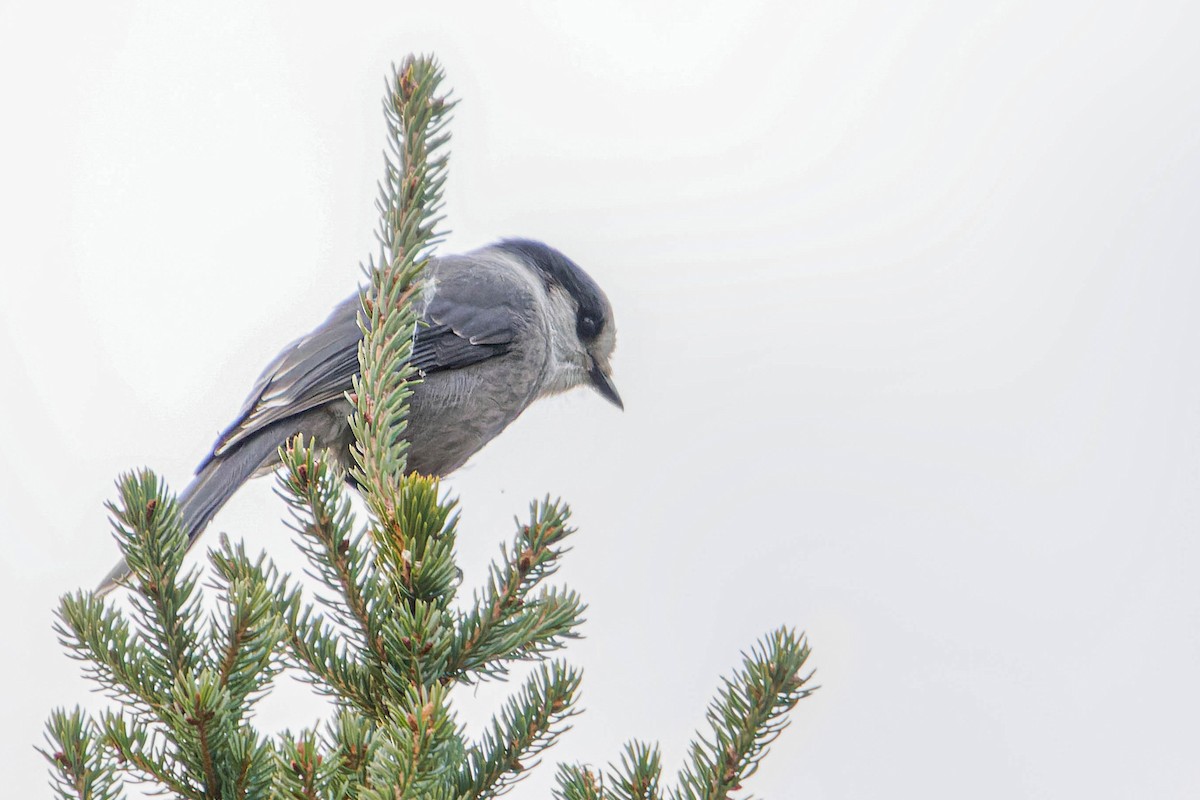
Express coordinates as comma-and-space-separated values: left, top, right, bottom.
95, 428, 289, 596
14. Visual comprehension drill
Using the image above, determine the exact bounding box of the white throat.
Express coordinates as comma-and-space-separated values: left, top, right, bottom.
539, 283, 590, 397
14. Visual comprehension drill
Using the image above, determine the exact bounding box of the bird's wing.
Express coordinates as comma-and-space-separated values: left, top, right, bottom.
203, 266, 525, 466
410, 276, 518, 374
205, 295, 364, 462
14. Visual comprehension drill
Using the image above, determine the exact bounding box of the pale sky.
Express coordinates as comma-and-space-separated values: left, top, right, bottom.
2, 1, 1199, 797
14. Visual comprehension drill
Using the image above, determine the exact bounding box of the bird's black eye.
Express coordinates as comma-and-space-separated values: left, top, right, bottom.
577, 314, 601, 340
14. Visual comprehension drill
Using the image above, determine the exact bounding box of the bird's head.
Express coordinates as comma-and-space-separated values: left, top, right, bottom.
493, 239, 622, 409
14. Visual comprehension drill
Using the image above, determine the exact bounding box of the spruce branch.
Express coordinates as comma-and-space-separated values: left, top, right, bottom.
100, 710, 201, 797
277, 435, 384, 662
52, 471, 296, 798
555, 765, 607, 800
379, 473, 462, 608
272, 436, 463, 716
210, 565, 286, 709
209, 533, 390, 720
348, 55, 454, 517
275, 728, 346, 799
109, 469, 204, 683
609, 742, 664, 800
40, 708, 122, 800
321, 709, 381, 791
555, 629, 814, 800
286, 602, 388, 718
553, 743, 665, 800
450, 499, 586, 680
457, 660, 583, 799
55, 591, 164, 716
358, 683, 461, 800
672, 627, 814, 800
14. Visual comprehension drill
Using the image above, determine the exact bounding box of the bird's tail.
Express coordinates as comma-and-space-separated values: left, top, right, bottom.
95, 429, 287, 596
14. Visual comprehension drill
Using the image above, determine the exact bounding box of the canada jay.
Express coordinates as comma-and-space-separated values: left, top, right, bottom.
97, 239, 620, 594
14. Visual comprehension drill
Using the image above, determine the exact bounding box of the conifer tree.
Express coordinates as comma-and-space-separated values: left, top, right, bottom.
43, 54, 815, 800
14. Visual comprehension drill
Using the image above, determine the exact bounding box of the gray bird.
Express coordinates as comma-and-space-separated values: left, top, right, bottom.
97, 239, 621, 594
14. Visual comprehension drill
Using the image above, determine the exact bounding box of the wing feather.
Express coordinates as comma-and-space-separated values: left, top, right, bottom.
202, 262, 525, 468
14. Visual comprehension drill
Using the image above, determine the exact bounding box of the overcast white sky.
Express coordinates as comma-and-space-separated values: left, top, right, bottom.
3, 1, 1199, 796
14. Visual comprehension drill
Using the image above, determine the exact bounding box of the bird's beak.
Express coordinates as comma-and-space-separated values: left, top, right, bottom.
588, 361, 624, 410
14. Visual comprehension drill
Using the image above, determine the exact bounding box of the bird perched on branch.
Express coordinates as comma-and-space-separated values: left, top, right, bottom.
97, 239, 621, 594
